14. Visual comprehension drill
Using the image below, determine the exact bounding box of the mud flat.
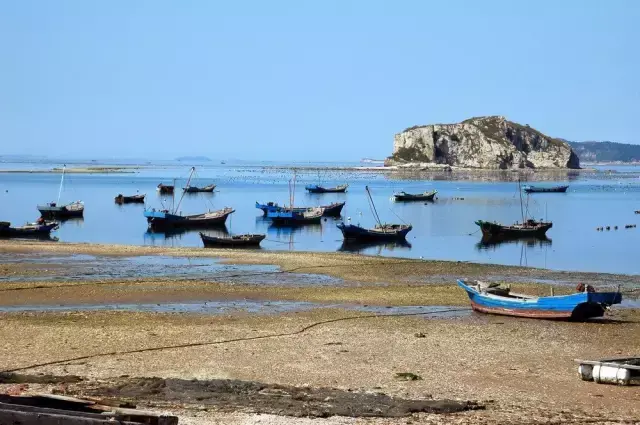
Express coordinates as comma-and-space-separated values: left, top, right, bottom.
0, 240, 639, 424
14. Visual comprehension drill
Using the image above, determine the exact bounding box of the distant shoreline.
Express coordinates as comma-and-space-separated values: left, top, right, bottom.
0, 166, 138, 174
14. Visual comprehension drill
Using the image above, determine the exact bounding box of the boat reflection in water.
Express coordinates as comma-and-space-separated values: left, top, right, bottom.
267, 223, 323, 238
476, 235, 552, 250
338, 239, 412, 254
144, 225, 230, 246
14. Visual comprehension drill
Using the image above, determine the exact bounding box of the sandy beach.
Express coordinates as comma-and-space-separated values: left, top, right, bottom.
0, 240, 638, 424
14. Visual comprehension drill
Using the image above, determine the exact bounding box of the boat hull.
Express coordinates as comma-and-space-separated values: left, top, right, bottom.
475, 220, 552, 239
38, 203, 84, 219
305, 185, 348, 193
157, 185, 174, 194
200, 233, 265, 248
115, 194, 145, 204
523, 185, 569, 193
0, 222, 59, 238
144, 208, 234, 230
337, 223, 412, 242
256, 202, 344, 217
184, 185, 216, 193
457, 280, 622, 321
268, 210, 323, 226
393, 191, 437, 202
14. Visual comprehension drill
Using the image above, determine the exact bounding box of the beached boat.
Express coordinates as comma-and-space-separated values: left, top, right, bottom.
393, 190, 437, 202
157, 184, 174, 194
200, 232, 265, 248
37, 166, 85, 219
268, 208, 324, 226
183, 184, 216, 193
0, 220, 59, 238
114, 194, 146, 204
475, 219, 552, 239
305, 184, 348, 193
523, 185, 569, 193
457, 279, 622, 320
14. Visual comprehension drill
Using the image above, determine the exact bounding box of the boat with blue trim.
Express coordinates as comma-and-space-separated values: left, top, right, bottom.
457, 279, 622, 320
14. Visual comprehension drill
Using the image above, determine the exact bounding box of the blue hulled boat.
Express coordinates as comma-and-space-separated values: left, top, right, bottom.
267, 208, 324, 226
256, 201, 345, 217
457, 279, 622, 320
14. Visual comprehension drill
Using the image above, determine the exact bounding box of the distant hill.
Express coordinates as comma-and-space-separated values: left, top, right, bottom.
175, 156, 212, 162
568, 141, 640, 163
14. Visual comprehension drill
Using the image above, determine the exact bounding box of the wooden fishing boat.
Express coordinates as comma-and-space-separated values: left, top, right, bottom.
523, 185, 569, 193
145, 207, 234, 230
337, 222, 412, 241
146, 167, 233, 230
256, 201, 344, 217
457, 279, 622, 320
475, 219, 552, 239
393, 190, 437, 201
200, 232, 265, 248
157, 184, 174, 194
0, 220, 59, 238
268, 208, 324, 226
337, 186, 412, 242
38, 201, 84, 219
305, 184, 348, 193
114, 194, 146, 204
37, 166, 85, 218
183, 184, 216, 193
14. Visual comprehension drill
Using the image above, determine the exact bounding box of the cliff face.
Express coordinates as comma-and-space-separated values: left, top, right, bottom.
387, 116, 580, 169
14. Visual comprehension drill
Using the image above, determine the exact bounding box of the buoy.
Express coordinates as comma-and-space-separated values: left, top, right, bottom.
614, 226, 618, 230
606, 226, 610, 230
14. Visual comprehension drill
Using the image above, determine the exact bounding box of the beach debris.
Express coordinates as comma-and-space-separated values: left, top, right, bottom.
575, 357, 640, 386
0, 393, 178, 424
395, 372, 423, 381
414, 332, 427, 338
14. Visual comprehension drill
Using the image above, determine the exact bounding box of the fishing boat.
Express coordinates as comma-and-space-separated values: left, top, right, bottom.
475, 219, 552, 239
157, 184, 174, 194
337, 186, 412, 242
393, 190, 437, 202
523, 185, 569, 193
114, 194, 146, 204
37, 166, 85, 219
305, 184, 348, 193
457, 279, 622, 320
200, 232, 265, 248
256, 201, 344, 217
268, 208, 324, 226
183, 184, 216, 193
0, 220, 59, 238
145, 207, 234, 230
144, 167, 234, 230
476, 180, 552, 240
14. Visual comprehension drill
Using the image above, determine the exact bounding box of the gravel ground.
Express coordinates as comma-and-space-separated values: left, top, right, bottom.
0, 240, 638, 424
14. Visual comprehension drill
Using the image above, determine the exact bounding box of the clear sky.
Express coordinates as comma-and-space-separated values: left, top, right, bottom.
1, 0, 638, 161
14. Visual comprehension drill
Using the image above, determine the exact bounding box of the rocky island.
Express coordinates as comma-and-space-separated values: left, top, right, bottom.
386, 116, 580, 170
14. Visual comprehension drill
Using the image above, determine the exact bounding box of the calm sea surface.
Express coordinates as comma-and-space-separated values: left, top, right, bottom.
1, 162, 639, 274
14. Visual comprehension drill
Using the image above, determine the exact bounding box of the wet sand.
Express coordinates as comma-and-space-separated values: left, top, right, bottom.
0, 240, 639, 424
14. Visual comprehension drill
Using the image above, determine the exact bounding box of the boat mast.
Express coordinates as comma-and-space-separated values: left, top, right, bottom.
174, 167, 195, 214
366, 186, 383, 227
518, 178, 525, 223
57, 165, 66, 204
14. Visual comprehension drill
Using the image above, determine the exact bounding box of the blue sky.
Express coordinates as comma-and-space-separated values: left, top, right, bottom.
1, 0, 638, 161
